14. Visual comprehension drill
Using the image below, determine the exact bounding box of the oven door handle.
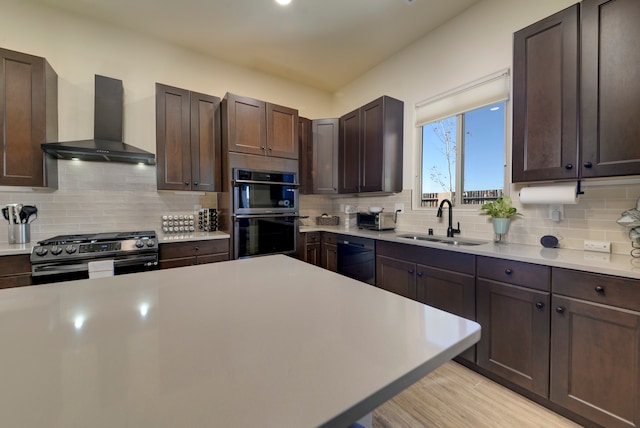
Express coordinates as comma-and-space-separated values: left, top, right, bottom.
32, 262, 90, 274
233, 179, 300, 187
234, 214, 300, 220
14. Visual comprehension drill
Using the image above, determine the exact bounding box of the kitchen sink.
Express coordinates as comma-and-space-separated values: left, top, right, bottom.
397, 233, 488, 247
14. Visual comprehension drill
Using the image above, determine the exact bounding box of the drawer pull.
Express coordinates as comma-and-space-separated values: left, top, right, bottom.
408, 269, 414, 274
194, 246, 199, 251
504, 268, 512, 275
416, 272, 423, 277
535, 302, 545, 309
595, 285, 605, 294
555, 306, 565, 314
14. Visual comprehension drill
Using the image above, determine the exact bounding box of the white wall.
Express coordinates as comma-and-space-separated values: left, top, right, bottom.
1, 0, 334, 154
329, 0, 640, 255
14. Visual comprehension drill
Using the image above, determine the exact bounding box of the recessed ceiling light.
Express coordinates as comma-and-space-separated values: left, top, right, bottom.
275, 0, 291, 5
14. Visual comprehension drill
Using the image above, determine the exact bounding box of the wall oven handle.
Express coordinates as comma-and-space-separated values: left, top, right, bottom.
234, 214, 300, 219
233, 179, 300, 187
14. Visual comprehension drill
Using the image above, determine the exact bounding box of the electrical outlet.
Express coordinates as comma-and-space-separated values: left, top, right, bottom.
584, 240, 611, 253
395, 203, 404, 212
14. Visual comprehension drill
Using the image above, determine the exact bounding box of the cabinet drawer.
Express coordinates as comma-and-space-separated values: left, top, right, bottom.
552, 268, 640, 312
159, 239, 229, 259
305, 232, 320, 243
477, 256, 549, 291
322, 232, 337, 245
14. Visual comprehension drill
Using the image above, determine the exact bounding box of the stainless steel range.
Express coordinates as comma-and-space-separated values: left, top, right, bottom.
31, 231, 158, 283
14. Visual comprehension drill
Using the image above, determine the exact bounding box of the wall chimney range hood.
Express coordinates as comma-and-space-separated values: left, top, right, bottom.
42, 75, 155, 165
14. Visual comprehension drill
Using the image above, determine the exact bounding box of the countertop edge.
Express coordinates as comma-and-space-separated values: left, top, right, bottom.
0, 231, 231, 256
300, 226, 640, 280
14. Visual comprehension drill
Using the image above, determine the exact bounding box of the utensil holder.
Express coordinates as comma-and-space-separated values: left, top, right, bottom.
8, 224, 30, 244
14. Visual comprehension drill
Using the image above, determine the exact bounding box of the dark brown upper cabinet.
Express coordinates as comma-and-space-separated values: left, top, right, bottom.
513, 0, 640, 182
512, 4, 579, 183
0, 48, 58, 188
313, 118, 339, 194
156, 83, 221, 192
298, 117, 312, 194
222, 93, 298, 160
581, 0, 640, 178
338, 96, 403, 194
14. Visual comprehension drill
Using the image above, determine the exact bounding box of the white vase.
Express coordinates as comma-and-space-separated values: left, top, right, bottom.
492, 218, 511, 243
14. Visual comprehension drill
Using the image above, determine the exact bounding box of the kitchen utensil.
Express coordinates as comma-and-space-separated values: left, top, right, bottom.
21, 205, 38, 224
2, 208, 8, 222
5, 204, 19, 224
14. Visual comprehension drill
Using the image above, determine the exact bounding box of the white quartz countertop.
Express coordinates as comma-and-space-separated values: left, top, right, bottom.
0, 255, 480, 428
301, 225, 640, 280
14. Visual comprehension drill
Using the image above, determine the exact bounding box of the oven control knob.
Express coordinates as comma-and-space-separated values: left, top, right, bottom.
65, 245, 77, 254
146, 239, 156, 247
35, 246, 48, 257
135, 240, 145, 248
51, 246, 63, 255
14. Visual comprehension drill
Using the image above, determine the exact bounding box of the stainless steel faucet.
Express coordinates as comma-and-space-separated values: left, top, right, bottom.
436, 199, 460, 238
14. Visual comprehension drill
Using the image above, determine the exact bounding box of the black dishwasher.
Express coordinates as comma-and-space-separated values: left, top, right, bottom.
336, 235, 375, 285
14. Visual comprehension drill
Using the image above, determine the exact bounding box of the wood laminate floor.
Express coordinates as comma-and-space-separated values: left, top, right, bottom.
372, 361, 582, 428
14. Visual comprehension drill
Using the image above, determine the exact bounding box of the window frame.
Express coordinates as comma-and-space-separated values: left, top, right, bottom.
413, 70, 510, 211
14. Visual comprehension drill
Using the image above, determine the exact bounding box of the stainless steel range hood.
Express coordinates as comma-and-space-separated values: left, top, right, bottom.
42, 75, 155, 165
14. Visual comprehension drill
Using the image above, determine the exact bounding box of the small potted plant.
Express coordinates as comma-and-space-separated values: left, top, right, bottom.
480, 195, 521, 242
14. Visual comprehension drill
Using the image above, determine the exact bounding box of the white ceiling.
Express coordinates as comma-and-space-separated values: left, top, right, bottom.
31, 0, 480, 92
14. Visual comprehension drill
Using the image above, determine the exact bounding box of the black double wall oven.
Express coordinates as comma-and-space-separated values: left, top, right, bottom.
232, 168, 299, 259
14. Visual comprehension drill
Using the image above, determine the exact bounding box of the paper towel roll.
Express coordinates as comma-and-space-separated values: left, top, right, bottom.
519, 183, 579, 205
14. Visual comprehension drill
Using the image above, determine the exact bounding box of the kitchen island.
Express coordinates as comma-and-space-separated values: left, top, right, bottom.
0, 254, 480, 428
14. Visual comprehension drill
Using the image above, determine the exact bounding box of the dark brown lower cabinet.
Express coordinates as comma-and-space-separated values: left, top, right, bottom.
321, 233, 337, 272
298, 232, 321, 266
551, 268, 640, 428
476, 256, 551, 398
376, 255, 416, 299
477, 279, 550, 397
0, 254, 32, 289
376, 241, 476, 362
159, 239, 229, 269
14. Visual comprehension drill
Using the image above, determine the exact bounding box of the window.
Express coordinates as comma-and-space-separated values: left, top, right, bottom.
421, 102, 506, 207
415, 70, 509, 208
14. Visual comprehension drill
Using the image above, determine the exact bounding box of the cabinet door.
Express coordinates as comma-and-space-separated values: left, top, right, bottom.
376, 255, 416, 299
321, 238, 337, 272
512, 5, 579, 182
305, 243, 321, 266
551, 295, 640, 428
313, 118, 339, 194
267, 103, 298, 159
581, 0, 640, 178
477, 279, 550, 398
298, 117, 313, 194
416, 265, 476, 361
0, 49, 56, 187
190, 92, 220, 191
156, 84, 191, 191
338, 108, 360, 193
224, 93, 266, 156
360, 98, 384, 192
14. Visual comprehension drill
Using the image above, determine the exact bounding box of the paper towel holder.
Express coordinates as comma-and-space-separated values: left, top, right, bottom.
549, 180, 583, 222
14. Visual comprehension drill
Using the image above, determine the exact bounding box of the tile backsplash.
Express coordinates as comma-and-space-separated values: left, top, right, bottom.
301, 182, 640, 256
0, 160, 208, 244
3, 160, 637, 257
